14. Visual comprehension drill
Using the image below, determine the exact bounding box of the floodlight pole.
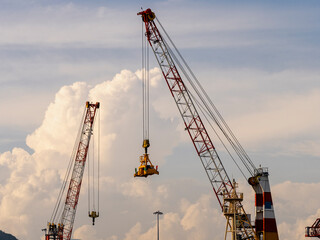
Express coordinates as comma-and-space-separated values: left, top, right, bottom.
153, 210, 163, 240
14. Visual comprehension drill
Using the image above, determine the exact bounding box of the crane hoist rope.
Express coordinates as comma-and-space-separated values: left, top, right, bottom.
134, 18, 159, 178
155, 16, 257, 179
87, 108, 100, 225
142, 18, 150, 142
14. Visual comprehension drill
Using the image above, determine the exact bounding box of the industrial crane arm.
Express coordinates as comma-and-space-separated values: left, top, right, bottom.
137, 8, 259, 240
138, 8, 232, 208
45, 101, 100, 240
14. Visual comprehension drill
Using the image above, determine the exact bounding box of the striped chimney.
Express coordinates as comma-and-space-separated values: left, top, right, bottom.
249, 167, 279, 240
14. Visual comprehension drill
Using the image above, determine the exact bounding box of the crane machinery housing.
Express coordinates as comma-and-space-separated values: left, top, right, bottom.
306, 218, 320, 238
44, 101, 100, 240
137, 8, 279, 240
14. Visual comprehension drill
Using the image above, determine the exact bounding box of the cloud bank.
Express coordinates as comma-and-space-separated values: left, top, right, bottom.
0, 68, 319, 240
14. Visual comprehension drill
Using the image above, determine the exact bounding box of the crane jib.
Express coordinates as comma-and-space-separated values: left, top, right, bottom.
138, 8, 232, 208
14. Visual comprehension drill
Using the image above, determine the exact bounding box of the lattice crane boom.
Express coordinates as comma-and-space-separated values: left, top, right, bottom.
138, 8, 232, 209
45, 101, 100, 240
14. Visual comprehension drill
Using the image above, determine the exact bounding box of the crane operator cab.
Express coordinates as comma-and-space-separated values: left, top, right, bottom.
134, 139, 159, 177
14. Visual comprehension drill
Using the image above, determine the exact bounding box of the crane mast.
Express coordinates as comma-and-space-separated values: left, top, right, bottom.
45, 101, 100, 240
138, 9, 257, 240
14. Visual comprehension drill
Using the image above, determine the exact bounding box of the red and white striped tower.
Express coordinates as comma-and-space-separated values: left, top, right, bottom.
251, 182, 263, 239
250, 167, 279, 240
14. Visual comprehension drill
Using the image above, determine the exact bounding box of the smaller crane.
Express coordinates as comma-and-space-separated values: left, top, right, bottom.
44, 101, 100, 240
306, 218, 320, 238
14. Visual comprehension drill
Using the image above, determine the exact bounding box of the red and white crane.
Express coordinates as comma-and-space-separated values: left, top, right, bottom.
306, 219, 320, 238
45, 101, 100, 240
137, 8, 279, 240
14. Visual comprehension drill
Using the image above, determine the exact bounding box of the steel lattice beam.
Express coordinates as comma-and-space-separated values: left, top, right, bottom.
60, 102, 100, 240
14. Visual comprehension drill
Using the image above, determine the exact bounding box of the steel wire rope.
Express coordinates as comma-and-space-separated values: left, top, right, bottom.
92, 128, 95, 211
88, 138, 90, 214
142, 20, 145, 141
50, 105, 87, 223
163, 36, 254, 178
168, 43, 254, 177
91, 107, 99, 212
155, 17, 256, 176
190, 91, 248, 180
88, 107, 100, 214
147, 37, 150, 140
142, 21, 150, 141
171, 46, 250, 180
98, 109, 100, 213
162, 21, 256, 172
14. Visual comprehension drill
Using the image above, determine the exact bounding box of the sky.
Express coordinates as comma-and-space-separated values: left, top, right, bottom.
0, 0, 320, 240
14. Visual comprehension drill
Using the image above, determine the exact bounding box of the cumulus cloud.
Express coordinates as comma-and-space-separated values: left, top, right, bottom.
0, 68, 182, 240
115, 194, 224, 240
233, 90, 320, 151
26, 82, 89, 155
0, 67, 319, 240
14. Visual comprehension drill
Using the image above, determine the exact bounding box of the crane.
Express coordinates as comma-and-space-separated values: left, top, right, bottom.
306, 219, 320, 238
44, 101, 100, 240
137, 8, 279, 240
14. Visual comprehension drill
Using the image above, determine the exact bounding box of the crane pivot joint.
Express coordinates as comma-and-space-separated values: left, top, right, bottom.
137, 8, 155, 22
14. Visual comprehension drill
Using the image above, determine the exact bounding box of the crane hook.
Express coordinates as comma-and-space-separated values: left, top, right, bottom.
89, 211, 99, 225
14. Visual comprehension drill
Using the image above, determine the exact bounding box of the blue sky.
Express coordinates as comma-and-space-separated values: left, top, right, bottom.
1, 0, 319, 152
0, 1, 320, 240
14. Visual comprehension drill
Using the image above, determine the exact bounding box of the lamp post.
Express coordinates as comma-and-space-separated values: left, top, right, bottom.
153, 210, 163, 240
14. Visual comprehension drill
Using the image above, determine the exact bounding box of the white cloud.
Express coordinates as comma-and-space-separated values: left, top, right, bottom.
73, 225, 104, 240
26, 82, 89, 155
0, 68, 182, 239
229, 89, 320, 156
0, 67, 319, 240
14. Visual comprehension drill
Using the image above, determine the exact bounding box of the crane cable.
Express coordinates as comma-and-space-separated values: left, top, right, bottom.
191, 91, 247, 180
142, 20, 150, 141
50, 106, 87, 223
155, 17, 257, 178
88, 109, 100, 214
168, 42, 252, 179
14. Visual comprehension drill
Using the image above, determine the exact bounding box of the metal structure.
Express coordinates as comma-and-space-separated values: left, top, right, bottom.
45, 101, 100, 240
223, 180, 250, 240
306, 218, 320, 238
134, 139, 159, 177
137, 8, 279, 240
153, 211, 163, 240
249, 168, 278, 240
